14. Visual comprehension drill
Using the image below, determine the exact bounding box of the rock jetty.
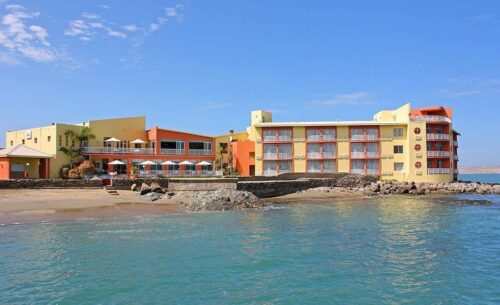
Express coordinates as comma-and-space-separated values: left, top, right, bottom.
176, 189, 266, 212
349, 181, 500, 196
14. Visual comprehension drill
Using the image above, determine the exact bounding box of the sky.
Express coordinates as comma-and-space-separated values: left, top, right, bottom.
0, 0, 499, 166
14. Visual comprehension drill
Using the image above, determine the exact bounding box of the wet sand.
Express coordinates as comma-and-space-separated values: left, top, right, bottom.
0, 187, 367, 225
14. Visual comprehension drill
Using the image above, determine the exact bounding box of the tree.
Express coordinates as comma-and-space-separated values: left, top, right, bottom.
63, 127, 96, 155
59, 127, 96, 168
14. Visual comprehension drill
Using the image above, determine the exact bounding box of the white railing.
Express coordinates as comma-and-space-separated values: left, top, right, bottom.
322, 135, 336, 141
189, 149, 212, 156
307, 152, 321, 159
351, 168, 364, 174
366, 169, 379, 175
160, 149, 184, 155
278, 153, 292, 159
365, 152, 379, 158
453, 169, 459, 174
322, 152, 336, 158
410, 115, 452, 123
263, 153, 278, 160
307, 135, 320, 142
351, 152, 364, 158
454, 155, 458, 160
350, 135, 379, 141
454, 142, 458, 147
350, 135, 364, 141
428, 168, 452, 174
365, 135, 379, 141
307, 168, 322, 173
263, 136, 292, 142
427, 133, 450, 141
138, 170, 215, 177
83, 147, 155, 154
427, 151, 451, 157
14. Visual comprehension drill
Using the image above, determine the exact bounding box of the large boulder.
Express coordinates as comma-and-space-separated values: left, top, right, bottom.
68, 168, 80, 179
179, 189, 266, 212
140, 183, 152, 195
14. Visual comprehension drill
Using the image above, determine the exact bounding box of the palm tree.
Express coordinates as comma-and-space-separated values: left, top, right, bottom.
59, 147, 80, 169
63, 127, 96, 155
59, 127, 96, 168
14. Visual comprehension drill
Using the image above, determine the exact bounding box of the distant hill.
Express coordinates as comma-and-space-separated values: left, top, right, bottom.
459, 165, 500, 174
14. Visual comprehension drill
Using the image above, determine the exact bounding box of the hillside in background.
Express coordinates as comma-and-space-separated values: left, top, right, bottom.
459, 165, 500, 174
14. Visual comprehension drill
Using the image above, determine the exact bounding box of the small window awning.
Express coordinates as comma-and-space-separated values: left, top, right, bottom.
0, 145, 52, 158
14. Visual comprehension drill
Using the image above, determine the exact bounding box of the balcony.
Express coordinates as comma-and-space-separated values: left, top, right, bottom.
410, 115, 452, 123
189, 149, 212, 156
366, 169, 379, 175
454, 142, 458, 147
138, 170, 216, 177
454, 169, 459, 174
263, 169, 291, 177
83, 147, 155, 154
263, 136, 292, 143
426, 133, 450, 141
427, 151, 451, 158
306, 152, 336, 159
454, 155, 458, 161
160, 149, 184, 155
350, 152, 379, 159
351, 168, 364, 175
306, 135, 336, 142
350, 135, 379, 141
427, 168, 452, 175
263, 153, 278, 160
278, 152, 292, 159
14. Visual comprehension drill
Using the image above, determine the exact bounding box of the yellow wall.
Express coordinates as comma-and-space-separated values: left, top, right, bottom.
86, 116, 147, 147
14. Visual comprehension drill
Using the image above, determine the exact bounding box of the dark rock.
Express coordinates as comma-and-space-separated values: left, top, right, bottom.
131, 183, 137, 192
140, 183, 152, 195
455, 199, 492, 206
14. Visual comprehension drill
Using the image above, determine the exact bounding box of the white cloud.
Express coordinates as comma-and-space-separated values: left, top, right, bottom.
107, 29, 126, 38
149, 17, 166, 32
0, 4, 63, 63
123, 24, 138, 32
0, 51, 21, 65
441, 77, 500, 98
99, 5, 110, 10
82, 12, 100, 20
314, 92, 374, 106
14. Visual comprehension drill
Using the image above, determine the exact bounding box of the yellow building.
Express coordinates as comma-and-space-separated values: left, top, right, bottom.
245, 103, 459, 183
214, 130, 248, 174
5, 116, 146, 178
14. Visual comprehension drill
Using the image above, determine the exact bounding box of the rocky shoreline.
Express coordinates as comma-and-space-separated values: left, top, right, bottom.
133, 180, 499, 211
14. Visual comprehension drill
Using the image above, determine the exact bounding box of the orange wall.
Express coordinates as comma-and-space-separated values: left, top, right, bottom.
148, 127, 215, 159
231, 140, 255, 176
0, 157, 10, 180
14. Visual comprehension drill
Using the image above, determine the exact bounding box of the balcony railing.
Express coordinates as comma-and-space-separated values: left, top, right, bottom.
350, 135, 379, 141
453, 155, 458, 161
263, 136, 292, 142
454, 142, 458, 147
138, 170, 216, 177
278, 153, 292, 159
453, 169, 459, 174
351, 168, 364, 175
263, 153, 278, 160
83, 147, 155, 154
427, 151, 451, 158
307, 152, 336, 159
263, 170, 291, 177
306, 135, 336, 142
410, 115, 452, 123
366, 169, 379, 175
426, 133, 450, 141
160, 149, 184, 155
188, 149, 212, 156
350, 152, 379, 158
428, 168, 452, 174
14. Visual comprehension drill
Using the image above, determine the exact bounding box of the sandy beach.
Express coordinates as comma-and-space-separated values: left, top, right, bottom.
0, 189, 182, 225
0, 187, 371, 225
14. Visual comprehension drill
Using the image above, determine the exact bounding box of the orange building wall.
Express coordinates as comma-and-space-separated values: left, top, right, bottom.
0, 157, 10, 180
231, 140, 255, 176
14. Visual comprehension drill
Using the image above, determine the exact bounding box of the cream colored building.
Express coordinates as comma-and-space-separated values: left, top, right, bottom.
246, 103, 459, 183
5, 116, 146, 178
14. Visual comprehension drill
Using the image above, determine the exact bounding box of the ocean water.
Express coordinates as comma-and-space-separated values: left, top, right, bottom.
1, 195, 499, 305
459, 174, 500, 184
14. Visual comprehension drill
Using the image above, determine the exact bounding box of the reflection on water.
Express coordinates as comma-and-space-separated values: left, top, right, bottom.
1, 194, 499, 305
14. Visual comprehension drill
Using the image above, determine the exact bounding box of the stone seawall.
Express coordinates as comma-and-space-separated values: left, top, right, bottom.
237, 175, 378, 198
0, 178, 169, 190
167, 179, 238, 191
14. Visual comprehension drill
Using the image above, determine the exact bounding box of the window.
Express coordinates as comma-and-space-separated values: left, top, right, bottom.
306, 129, 320, 141
34, 138, 38, 143
22, 139, 25, 144
47, 136, 51, 142
65, 135, 69, 147
393, 145, 404, 154
393, 128, 403, 137
415, 161, 422, 169
394, 162, 404, 172
10, 140, 13, 146
414, 127, 421, 134
415, 144, 421, 151
350, 128, 363, 140
59, 135, 63, 146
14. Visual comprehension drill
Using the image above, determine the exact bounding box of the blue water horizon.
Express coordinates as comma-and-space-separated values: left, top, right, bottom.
1, 194, 499, 304
459, 174, 500, 184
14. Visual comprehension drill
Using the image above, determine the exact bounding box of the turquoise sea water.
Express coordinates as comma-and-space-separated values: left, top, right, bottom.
459, 174, 500, 184
1, 195, 499, 304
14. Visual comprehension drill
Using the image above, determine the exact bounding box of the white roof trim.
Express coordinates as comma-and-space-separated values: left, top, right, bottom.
0, 144, 52, 158
253, 120, 407, 127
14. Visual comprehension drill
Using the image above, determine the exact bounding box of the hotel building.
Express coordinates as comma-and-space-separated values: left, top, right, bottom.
2, 103, 458, 183
245, 103, 459, 183
3, 116, 215, 179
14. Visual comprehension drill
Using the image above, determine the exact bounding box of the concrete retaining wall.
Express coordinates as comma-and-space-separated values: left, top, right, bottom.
167, 178, 238, 191
0, 178, 169, 190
